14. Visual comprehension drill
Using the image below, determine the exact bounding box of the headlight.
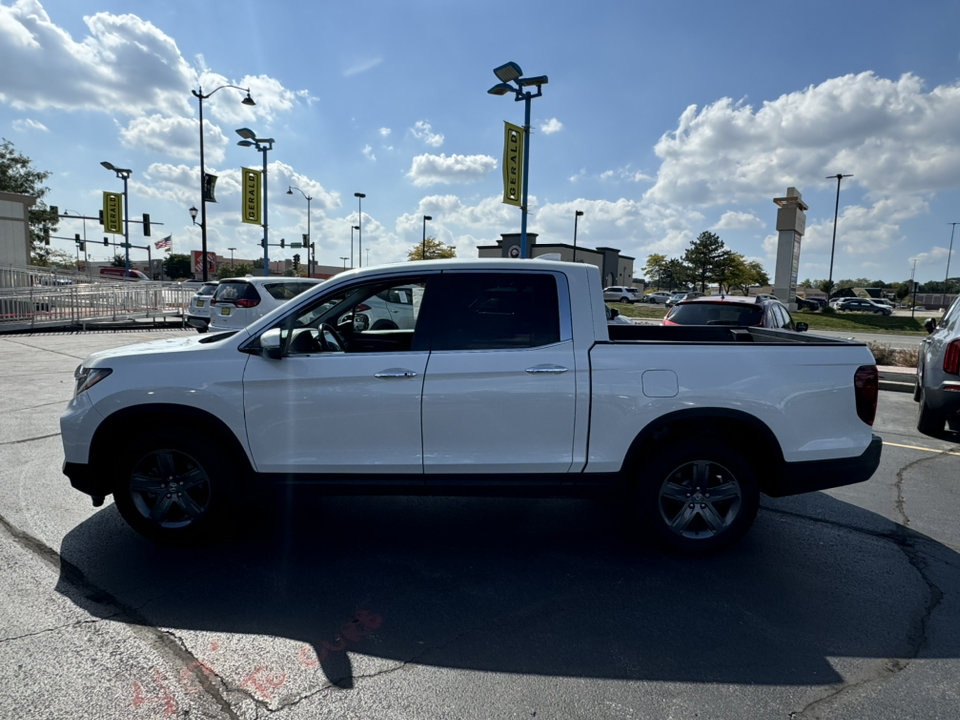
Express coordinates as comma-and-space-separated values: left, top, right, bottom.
74, 365, 112, 397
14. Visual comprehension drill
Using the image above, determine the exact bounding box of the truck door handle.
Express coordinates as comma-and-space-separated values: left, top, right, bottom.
525, 365, 569, 374
374, 370, 418, 379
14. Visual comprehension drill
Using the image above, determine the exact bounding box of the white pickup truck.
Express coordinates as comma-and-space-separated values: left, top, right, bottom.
61, 259, 882, 553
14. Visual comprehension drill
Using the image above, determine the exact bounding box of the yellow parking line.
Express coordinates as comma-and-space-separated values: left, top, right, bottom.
884, 441, 960, 457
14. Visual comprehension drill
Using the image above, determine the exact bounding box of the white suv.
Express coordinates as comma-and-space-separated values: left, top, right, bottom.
353, 285, 418, 331
603, 286, 639, 303
208, 277, 323, 332
185, 281, 218, 333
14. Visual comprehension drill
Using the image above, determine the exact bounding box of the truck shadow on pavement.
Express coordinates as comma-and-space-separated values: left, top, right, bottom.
55, 490, 959, 692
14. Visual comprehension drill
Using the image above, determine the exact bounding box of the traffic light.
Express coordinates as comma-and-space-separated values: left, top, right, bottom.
43, 227, 50, 245
142, 213, 151, 237
280, 238, 285, 249
75, 233, 85, 252
99, 210, 104, 225
79, 242, 85, 252
293, 253, 300, 271
302, 233, 308, 243
103, 237, 109, 246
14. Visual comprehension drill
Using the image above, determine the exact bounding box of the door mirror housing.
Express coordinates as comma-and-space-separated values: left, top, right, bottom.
260, 327, 283, 359
795, 321, 808, 333
924, 317, 937, 334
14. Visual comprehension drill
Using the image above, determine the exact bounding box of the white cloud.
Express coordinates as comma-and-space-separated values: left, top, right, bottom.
11, 117, 47, 132
540, 118, 563, 134
362, 144, 376, 161
379, 127, 391, 137
569, 168, 586, 183
647, 72, 960, 206
406, 153, 497, 187
410, 120, 444, 148
119, 114, 225, 162
343, 57, 382, 77
909, 246, 953, 266
712, 211, 764, 231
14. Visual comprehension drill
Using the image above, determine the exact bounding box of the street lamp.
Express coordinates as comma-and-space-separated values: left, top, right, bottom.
826, 173, 853, 298
192, 85, 255, 281
573, 210, 583, 263
488, 61, 548, 260
100, 161, 132, 275
942, 223, 958, 310
340, 256, 348, 268
288, 186, 312, 276
354, 193, 366, 268
63, 209, 88, 272
422, 215, 432, 260
350, 225, 359, 268
237, 128, 275, 275
228, 247, 236, 268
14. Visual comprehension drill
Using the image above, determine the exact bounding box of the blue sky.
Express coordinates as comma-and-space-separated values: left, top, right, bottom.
3, 0, 960, 283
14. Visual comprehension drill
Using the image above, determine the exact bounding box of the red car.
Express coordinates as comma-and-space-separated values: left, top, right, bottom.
662, 295, 809, 332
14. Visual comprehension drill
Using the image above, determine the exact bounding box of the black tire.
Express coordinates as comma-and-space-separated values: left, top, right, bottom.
371, 320, 399, 330
620, 296, 630, 304
113, 430, 235, 543
913, 363, 923, 402
630, 437, 760, 554
196, 325, 208, 334
916, 385, 945, 437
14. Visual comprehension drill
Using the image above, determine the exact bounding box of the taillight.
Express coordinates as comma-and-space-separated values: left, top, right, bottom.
356, 303, 371, 312
235, 298, 260, 309
854, 365, 878, 426
944, 339, 960, 375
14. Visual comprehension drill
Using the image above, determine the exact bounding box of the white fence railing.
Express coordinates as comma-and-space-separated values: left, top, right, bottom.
0, 264, 193, 330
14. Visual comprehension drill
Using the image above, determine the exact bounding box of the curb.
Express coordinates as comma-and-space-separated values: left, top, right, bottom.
878, 366, 914, 394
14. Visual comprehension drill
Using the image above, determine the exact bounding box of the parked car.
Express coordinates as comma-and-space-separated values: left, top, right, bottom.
644, 291, 674, 304
352, 285, 418, 331
62, 258, 880, 555
185, 281, 219, 333
603, 286, 640, 303
665, 291, 704, 307
832, 298, 893, 315
915, 295, 960, 436
99, 267, 151, 281
208, 277, 322, 332
662, 295, 808, 332
795, 296, 822, 311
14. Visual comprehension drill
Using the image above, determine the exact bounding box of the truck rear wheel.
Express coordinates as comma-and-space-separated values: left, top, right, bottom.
632, 438, 759, 554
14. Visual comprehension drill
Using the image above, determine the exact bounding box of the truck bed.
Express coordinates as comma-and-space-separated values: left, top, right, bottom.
606, 324, 855, 345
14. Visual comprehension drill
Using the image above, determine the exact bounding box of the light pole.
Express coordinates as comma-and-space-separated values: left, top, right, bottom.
340, 256, 348, 268
942, 222, 958, 311
228, 247, 236, 269
826, 173, 853, 299
354, 193, 365, 268
350, 225, 359, 268
911, 257, 918, 319
287, 186, 312, 276
237, 128, 275, 275
422, 214, 432, 260
192, 85, 255, 282
573, 210, 583, 263
488, 61, 548, 260
100, 162, 132, 276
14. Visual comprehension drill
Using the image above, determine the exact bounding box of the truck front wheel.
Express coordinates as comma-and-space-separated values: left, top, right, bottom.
113, 431, 234, 543
633, 438, 760, 554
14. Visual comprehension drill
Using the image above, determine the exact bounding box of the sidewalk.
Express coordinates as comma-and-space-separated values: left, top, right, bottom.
877, 365, 915, 394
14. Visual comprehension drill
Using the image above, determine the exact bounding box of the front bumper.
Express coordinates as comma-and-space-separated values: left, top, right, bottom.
185, 314, 210, 330
766, 434, 883, 498
63, 460, 111, 504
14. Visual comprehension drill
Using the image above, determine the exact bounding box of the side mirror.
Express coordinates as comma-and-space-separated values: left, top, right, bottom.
924, 317, 937, 334
610, 308, 620, 319
260, 327, 283, 359
795, 321, 808, 333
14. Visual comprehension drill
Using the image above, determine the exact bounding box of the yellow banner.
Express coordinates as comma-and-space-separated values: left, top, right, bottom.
241, 167, 262, 225
102, 192, 122, 234
502, 122, 524, 207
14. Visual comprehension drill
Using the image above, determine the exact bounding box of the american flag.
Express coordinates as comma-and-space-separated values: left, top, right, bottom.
155, 235, 172, 251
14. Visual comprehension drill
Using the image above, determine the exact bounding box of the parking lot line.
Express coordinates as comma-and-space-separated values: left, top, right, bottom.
884, 441, 960, 457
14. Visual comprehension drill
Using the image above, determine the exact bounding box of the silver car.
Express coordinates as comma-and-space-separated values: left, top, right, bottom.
185, 281, 218, 333
915, 295, 960, 436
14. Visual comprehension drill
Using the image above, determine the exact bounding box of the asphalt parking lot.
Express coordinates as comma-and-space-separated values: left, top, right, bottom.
1, 329, 958, 720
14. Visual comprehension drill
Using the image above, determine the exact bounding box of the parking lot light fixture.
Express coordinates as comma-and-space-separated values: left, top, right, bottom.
288, 186, 313, 276
573, 210, 583, 262
826, 173, 853, 298
488, 60, 548, 260
101, 161, 132, 275
354, 193, 366, 268
422, 215, 432, 260
192, 85, 255, 281
237, 128, 274, 275
942, 223, 958, 310
350, 225, 359, 268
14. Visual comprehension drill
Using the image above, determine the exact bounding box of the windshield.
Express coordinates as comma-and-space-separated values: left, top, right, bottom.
667, 302, 764, 326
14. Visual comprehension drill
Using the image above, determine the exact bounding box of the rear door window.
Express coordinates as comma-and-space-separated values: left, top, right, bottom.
214, 282, 259, 303
669, 302, 764, 326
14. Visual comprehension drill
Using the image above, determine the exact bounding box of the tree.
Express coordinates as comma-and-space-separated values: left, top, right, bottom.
0, 139, 59, 262
407, 236, 456, 261
683, 231, 730, 292
163, 253, 192, 280
110, 254, 126, 267
660, 258, 690, 290
717, 254, 770, 295
643, 253, 668, 290
216, 262, 253, 280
